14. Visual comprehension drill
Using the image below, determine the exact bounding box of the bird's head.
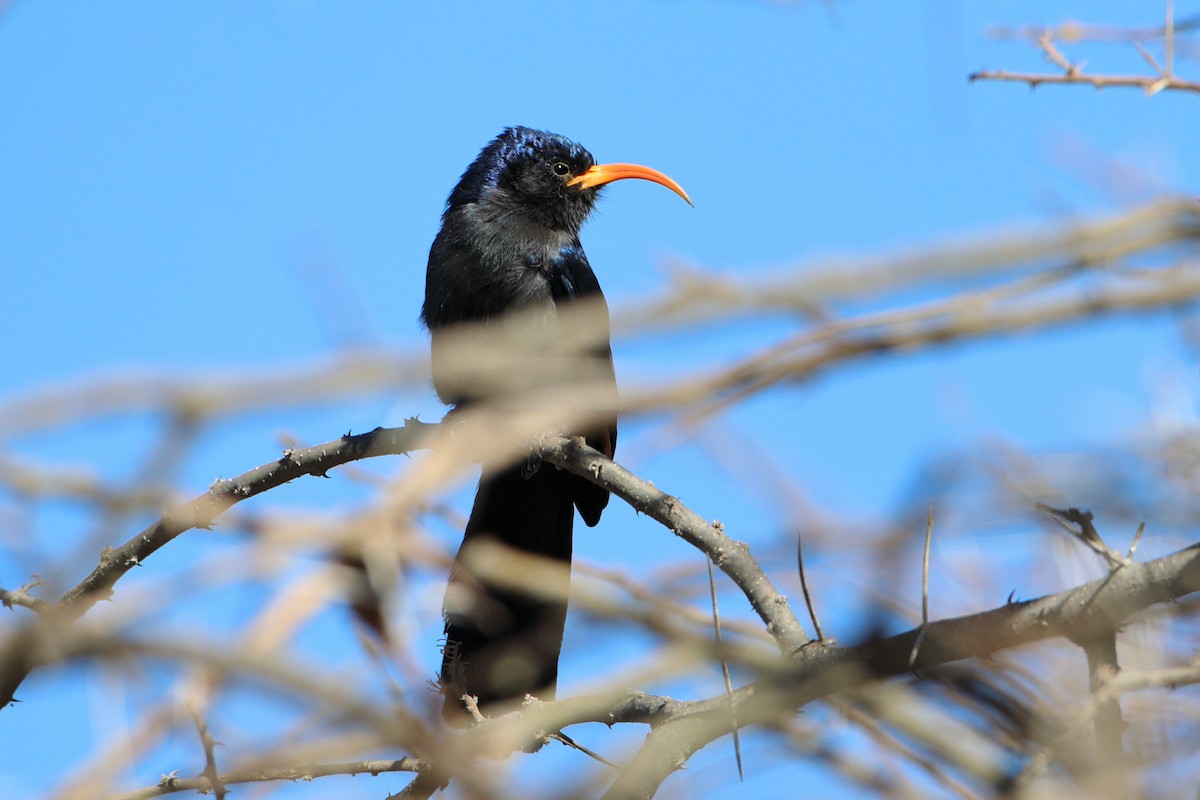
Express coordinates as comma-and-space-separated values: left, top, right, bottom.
447, 126, 691, 233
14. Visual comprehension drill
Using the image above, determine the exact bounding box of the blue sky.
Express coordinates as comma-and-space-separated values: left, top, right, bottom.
2, 2, 1197, 798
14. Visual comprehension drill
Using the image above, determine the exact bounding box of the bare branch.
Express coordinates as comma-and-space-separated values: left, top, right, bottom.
109, 758, 426, 800
596, 540, 1200, 798
969, 68, 1200, 94
974, 7, 1199, 95
539, 436, 810, 654
0, 421, 437, 710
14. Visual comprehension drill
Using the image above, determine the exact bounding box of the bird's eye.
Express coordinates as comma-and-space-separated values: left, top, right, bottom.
551, 162, 571, 177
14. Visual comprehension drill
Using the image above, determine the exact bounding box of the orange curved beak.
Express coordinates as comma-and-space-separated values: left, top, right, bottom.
568, 163, 693, 206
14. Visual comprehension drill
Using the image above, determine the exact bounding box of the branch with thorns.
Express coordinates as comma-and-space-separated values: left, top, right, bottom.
971, 3, 1200, 95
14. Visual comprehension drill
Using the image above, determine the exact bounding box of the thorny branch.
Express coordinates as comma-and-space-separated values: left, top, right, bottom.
971, 5, 1200, 95
0, 419, 438, 710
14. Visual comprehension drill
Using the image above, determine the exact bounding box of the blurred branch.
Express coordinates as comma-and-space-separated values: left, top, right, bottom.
1038, 504, 1130, 568
188, 706, 226, 800
654, 258, 1200, 420
540, 436, 810, 654
0, 420, 437, 710
988, 15, 1200, 45
0, 202, 1191, 472
1080, 634, 1127, 796
9, 437, 1200, 799
597, 538, 1200, 798
1097, 656, 1200, 696
836, 701, 980, 800
0, 577, 49, 613
623, 199, 1200, 331
849, 683, 1008, 788
109, 758, 427, 800
0, 350, 427, 440
62, 420, 435, 613
3, 197, 1200, 796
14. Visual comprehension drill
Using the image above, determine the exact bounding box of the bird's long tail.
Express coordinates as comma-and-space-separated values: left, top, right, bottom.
440, 462, 577, 721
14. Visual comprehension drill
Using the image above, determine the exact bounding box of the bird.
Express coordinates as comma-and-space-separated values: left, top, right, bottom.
422, 126, 690, 721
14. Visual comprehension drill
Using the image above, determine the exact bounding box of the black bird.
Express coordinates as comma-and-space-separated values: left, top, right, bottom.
422, 127, 690, 720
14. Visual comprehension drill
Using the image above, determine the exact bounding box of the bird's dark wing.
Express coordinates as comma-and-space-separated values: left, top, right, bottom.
436, 241, 616, 720
545, 243, 617, 527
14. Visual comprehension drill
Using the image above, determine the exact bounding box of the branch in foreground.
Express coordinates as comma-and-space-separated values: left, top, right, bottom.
0, 420, 437, 710
659, 259, 1200, 419
596, 541, 1200, 799
486, 435, 1200, 796
621, 199, 1200, 332
109, 758, 426, 800
14, 535, 1200, 798
61, 419, 439, 615
5, 406, 1199, 795
539, 436, 810, 654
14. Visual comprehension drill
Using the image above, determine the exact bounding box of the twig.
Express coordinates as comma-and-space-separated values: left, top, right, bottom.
549, 732, 619, 769
387, 767, 450, 800
575, 562, 771, 643
1037, 31, 1077, 73
908, 503, 934, 670
1167, 0, 1177, 76
189, 706, 226, 800
0, 577, 49, 614
1096, 655, 1200, 696
707, 557, 743, 781
796, 532, 825, 641
1036, 504, 1127, 568
1126, 522, 1145, 560
1133, 40, 1165, 76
